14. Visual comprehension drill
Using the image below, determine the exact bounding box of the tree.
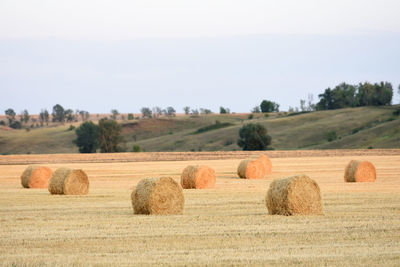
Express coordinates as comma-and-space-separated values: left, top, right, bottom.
191, 109, 199, 116
111, 109, 119, 120
397, 84, 400, 98
183, 106, 190, 115
141, 107, 152, 118
306, 94, 316, 111
79, 110, 90, 121
251, 106, 261, 113
200, 108, 212, 114
300, 99, 306, 111
237, 123, 272, 150
98, 119, 123, 153
165, 106, 176, 116
260, 100, 279, 113
152, 107, 162, 118
220, 107, 227, 114
39, 109, 49, 126
52, 104, 65, 122
65, 109, 75, 122
128, 113, 134, 120
5, 108, 16, 125
74, 121, 100, 153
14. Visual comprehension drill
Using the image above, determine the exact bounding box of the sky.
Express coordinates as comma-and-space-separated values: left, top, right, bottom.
1, 0, 400, 114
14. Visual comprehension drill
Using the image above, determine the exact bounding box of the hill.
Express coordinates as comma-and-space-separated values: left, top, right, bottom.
0, 106, 399, 155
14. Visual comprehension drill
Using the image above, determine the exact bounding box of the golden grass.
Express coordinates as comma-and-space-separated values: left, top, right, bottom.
0, 152, 400, 266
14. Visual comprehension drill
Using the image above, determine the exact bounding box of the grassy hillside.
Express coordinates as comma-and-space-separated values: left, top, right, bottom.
0, 106, 399, 154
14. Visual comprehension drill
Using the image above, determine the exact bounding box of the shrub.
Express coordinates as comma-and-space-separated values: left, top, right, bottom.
133, 145, 142, 152
326, 131, 337, 142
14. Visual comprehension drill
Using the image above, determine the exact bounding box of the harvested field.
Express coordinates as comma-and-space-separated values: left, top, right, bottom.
0, 150, 400, 266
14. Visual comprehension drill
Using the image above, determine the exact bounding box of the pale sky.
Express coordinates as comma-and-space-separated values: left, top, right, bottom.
1, 0, 400, 113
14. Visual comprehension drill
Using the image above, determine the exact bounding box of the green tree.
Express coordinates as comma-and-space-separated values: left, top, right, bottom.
79, 110, 90, 121
98, 119, 123, 153
21, 110, 30, 124
251, 106, 261, 113
128, 113, 134, 120
52, 104, 65, 122
5, 108, 16, 125
183, 106, 190, 115
74, 121, 100, 153
111, 109, 119, 120
260, 100, 279, 113
220, 107, 227, 114
237, 123, 272, 150
39, 109, 49, 126
65, 109, 75, 122
165, 106, 176, 116
141, 107, 152, 118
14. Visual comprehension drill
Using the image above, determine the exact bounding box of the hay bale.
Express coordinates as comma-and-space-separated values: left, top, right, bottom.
258, 154, 272, 175
131, 177, 184, 215
181, 165, 216, 189
266, 175, 323, 215
20, 166, 53, 188
48, 167, 89, 195
237, 159, 266, 179
344, 160, 376, 182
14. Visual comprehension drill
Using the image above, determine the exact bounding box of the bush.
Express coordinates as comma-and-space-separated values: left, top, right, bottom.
0, 120, 5, 126
237, 123, 272, 150
9, 121, 22, 129
133, 145, 142, 152
192, 121, 233, 134
128, 113, 134, 120
248, 114, 254, 120
68, 125, 76, 131
326, 131, 337, 142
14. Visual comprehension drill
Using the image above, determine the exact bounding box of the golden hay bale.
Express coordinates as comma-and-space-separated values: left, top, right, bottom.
237, 159, 266, 179
20, 166, 53, 188
266, 175, 323, 216
131, 177, 184, 215
258, 154, 272, 175
181, 165, 216, 189
48, 167, 89, 195
344, 160, 376, 182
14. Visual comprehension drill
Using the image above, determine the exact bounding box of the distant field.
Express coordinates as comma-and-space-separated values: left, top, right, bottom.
0, 150, 399, 266
1, 106, 400, 154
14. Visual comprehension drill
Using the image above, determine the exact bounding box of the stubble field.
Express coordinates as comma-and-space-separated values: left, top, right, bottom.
0, 150, 400, 266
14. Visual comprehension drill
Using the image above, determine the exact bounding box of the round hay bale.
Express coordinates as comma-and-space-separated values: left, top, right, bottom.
48, 167, 89, 195
20, 166, 53, 188
258, 154, 272, 175
131, 177, 184, 215
237, 159, 266, 179
266, 175, 323, 216
344, 160, 376, 182
181, 165, 216, 189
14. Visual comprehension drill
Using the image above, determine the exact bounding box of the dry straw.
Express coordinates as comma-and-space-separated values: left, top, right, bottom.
48, 167, 89, 195
131, 177, 184, 215
20, 166, 53, 188
237, 159, 266, 179
181, 165, 216, 189
266, 174, 323, 216
344, 160, 376, 182
258, 154, 272, 175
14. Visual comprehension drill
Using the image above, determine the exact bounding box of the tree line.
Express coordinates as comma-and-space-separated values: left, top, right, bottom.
315, 82, 394, 110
